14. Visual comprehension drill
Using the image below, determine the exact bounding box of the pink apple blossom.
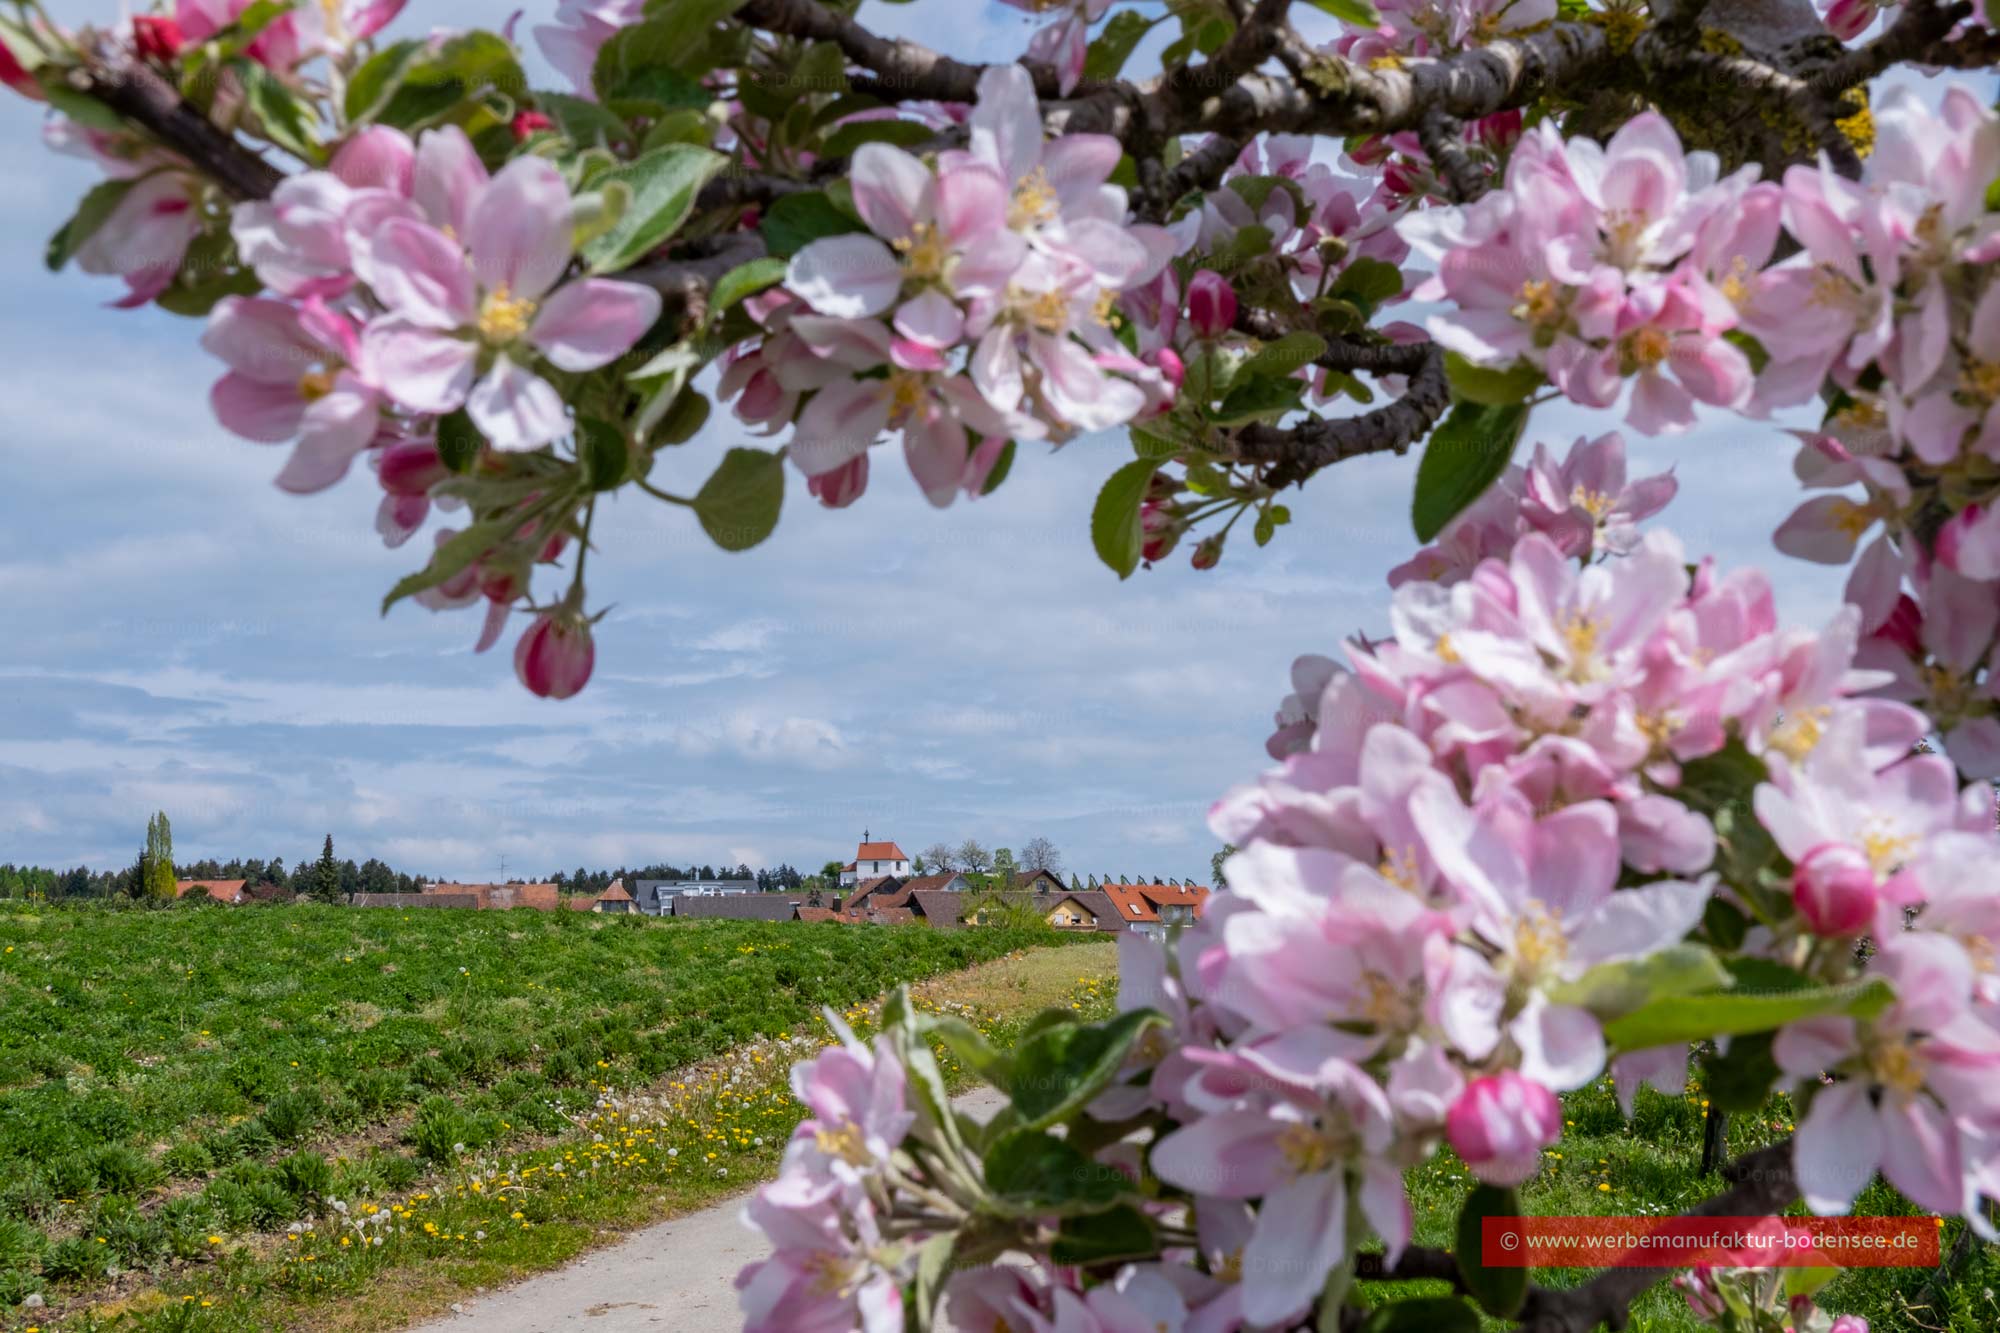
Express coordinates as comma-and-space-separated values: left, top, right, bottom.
355, 152, 661, 449
1446, 1071, 1561, 1186
514, 608, 594, 700
203, 295, 382, 492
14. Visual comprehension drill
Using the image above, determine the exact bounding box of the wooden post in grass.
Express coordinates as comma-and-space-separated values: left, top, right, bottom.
1700, 1103, 1729, 1176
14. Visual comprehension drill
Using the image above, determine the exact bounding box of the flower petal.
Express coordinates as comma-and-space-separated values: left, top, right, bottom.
528, 277, 662, 371
467, 355, 569, 451
465, 154, 574, 301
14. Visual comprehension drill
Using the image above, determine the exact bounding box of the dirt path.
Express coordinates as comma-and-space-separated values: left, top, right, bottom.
404, 1086, 1012, 1332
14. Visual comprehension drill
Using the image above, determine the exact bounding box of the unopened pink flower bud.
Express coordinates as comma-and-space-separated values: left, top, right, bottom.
1829, 1316, 1869, 1333
1934, 503, 2000, 579
132, 16, 184, 61
1185, 270, 1236, 339
331, 125, 415, 193
1190, 535, 1222, 570
1140, 500, 1181, 563
0, 35, 42, 99
808, 452, 869, 509
376, 440, 446, 496
1872, 593, 1922, 657
1152, 347, 1185, 393
1822, 0, 1877, 41
511, 110, 555, 143
1446, 1071, 1561, 1186
514, 610, 594, 700
1792, 844, 1878, 936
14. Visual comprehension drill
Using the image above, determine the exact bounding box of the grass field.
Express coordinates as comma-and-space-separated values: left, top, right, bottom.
0, 901, 1108, 1330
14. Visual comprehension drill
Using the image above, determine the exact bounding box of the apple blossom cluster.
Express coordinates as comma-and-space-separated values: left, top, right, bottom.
1401, 109, 1777, 435
205, 121, 660, 693
722, 64, 1182, 510
747, 432, 2000, 1332
1675, 1235, 1872, 1333
1751, 86, 2000, 781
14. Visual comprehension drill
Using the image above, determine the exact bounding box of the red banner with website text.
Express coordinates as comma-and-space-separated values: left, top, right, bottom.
1480, 1215, 1942, 1268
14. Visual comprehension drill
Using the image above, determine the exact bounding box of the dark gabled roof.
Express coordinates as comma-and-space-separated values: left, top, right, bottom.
908, 890, 968, 926
896, 873, 961, 894
671, 895, 801, 921
1009, 869, 1066, 892
843, 875, 901, 912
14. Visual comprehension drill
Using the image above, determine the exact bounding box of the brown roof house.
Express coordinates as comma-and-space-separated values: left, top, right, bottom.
591, 881, 637, 914
174, 879, 247, 905
909, 890, 1122, 933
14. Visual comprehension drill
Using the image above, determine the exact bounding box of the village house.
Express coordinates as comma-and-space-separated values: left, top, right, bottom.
838, 833, 909, 886
174, 878, 247, 905
352, 882, 561, 911
630, 878, 754, 916
1098, 881, 1211, 938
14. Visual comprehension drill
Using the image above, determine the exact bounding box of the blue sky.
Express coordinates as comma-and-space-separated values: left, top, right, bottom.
0, 1, 1845, 883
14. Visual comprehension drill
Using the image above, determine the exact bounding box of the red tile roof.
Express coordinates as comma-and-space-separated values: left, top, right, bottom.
855, 840, 907, 862
795, 907, 841, 923
174, 879, 247, 904
595, 883, 633, 902
1099, 882, 1211, 924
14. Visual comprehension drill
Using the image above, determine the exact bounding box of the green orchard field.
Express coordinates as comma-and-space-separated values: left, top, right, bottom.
0, 900, 1099, 1326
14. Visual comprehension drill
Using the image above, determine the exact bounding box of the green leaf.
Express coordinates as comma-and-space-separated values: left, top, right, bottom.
604, 65, 713, 112
436, 409, 483, 473
648, 387, 711, 446
710, 257, 788, 315
237, 60, 322, 163
578, 417, 630, 490
1213, 376, 1304, 425
1453, 1184, 1527, 1318
1331, 256, 1403, 313
592, 0, 748, 97
1304, 0, 1384, 24
537, 92, 633, 148
380, 517, 512, 614
1445, 352, 1545, 406
1604, 976, 1895, 1051
1703, 897, 1750, 951
981, 1130, 1125, 1216
818, 117, 935, 159
344, 32, 526, 130
759, 191, 866, 259
1410, 401, 1528, 542
923, 1016, 1013, 1090
907, 1231, 956, 1332
979, 440, 1017, 496
1240, 332, 1327, 380
1084, 11, 1162, 81
1008, 1009, 1166, 1131
46, 177, 138, 272
692, 447, 784, 552
1052, 1204, 1158, 1266
1546, 945, 1733, 1021
1356, 1297, 1481, 1333
580, 144, 728, 274
1090, 458, 1163, 580
151, 229, 261, 317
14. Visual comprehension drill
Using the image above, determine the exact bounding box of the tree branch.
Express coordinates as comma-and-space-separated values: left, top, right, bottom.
1814, 0, 1975, 90
736, 0, 1070, 102
1231, 342, 1449, 488
1417, 109, 1486, 204
67, 57, 281, 201
622, 233, 770, 332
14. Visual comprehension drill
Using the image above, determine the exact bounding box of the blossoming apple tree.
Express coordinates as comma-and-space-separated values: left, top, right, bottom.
8, 0, 2000, 1328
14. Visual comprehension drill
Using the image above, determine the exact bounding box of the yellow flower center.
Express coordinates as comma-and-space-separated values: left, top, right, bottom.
1832, 397, 1886, 430
1513, 903, 1569, 978
886, 370, 927, 421
1960, 359, 2000, 404
1276, 1121, 1350, 1174
1636, 710, 1681, 750
1570, 485, 1615, 521
1622, 325, 1671, 371
1434, 632, 1462, 665
1010, 166, 1060, 230
1965, 934, 1996, 975
1560, 612, 1602, 674
1360, 970, 1413, 1028
1091, 288, 1118, 328
1215, 1248, 1245, 1282
1513, 279, 1562, 327
297, 370, 334, 402
892, 222, 949, 282
813, 1121, 871, 1167
1869, 1043, 1924, 1094
1827, 499, 1876, 538
1810, 266, 1854, 310
1767, 706, 1829, 763
1860, 828, 1913, 879
1718, 256, 1752, 307
1022, 289, 1070, 334
1379, 845, 1423, 893
478, 284, 537, 345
